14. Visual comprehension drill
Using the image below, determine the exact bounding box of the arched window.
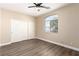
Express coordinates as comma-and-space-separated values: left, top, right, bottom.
45, 15, 58, 32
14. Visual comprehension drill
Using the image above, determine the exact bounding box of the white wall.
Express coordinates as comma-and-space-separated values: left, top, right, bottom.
0, 8, 35, 46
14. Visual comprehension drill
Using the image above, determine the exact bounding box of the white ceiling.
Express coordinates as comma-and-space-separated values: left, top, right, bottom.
0, 3, 69, 16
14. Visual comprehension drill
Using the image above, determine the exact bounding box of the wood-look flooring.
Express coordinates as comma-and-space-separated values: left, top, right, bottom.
0, 39, 79, 56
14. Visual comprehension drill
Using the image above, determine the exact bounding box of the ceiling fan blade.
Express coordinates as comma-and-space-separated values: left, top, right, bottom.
33, 3, 42, 6
38, 3, 42, 5
40, 6, 50, 9
33, 3, 37, 6
28, 6, 36, 8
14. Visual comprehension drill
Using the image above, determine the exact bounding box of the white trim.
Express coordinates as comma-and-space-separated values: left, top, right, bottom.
36, 37, 79, 52
0, 42, 12, 47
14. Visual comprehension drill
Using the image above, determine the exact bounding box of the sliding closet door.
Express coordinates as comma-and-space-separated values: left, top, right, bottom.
11, 19, 28, 42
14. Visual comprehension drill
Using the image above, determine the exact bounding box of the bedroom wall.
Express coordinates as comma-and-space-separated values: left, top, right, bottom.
0, 8, 35, 46
35, 4, 79, 49
0, 9, 2, 44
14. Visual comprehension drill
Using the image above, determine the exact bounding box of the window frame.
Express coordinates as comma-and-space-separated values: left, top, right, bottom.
44, 15, 58, 33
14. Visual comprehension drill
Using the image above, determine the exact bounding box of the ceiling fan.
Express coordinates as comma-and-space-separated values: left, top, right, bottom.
28, 3, 50, 9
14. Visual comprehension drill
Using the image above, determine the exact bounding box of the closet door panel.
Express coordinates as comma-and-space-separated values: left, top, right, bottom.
11, 19, 28, 42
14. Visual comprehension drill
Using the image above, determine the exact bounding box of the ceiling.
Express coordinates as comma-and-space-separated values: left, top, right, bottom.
0, 3, 69, 16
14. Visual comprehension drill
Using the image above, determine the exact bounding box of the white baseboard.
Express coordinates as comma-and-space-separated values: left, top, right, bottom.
0, 42, 12, 47
36, 37, 79, 52
0, 38, 34, 47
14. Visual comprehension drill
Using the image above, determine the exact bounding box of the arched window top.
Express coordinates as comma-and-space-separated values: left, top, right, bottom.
45, 15, 58, 21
